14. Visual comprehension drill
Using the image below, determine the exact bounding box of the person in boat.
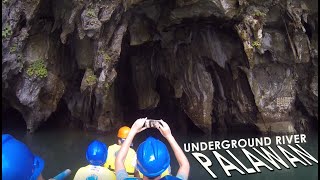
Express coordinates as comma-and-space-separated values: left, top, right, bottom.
104, 126, 172, 179
115, 118, 190, 180
104, 126, 138, 178
2, 134, 46, 180
74, 140, 115, 180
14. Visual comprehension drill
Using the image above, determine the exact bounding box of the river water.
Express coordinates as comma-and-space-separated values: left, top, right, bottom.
2, 126, 318, 180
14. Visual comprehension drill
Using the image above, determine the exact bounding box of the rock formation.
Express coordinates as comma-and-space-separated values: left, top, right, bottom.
2, 0, 318, 134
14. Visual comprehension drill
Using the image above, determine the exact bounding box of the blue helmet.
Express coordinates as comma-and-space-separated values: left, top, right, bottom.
136, 137, 170, 178
2, 134, 44, 180
86, 140, 108, 166
160, 175, 183, 180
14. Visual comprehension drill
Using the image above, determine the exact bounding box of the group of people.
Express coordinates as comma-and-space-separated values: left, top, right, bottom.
2, 118, 190, 180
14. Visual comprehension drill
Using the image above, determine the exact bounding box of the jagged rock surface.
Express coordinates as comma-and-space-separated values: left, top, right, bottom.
2, 0, 318, 134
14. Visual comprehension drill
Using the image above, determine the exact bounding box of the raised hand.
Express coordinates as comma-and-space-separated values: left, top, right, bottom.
156, 120, 172, 139
131, 117, 148, 134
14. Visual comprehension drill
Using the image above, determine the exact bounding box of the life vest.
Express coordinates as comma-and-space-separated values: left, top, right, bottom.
104, 144, 136, 177
73, 165, 115, 180
138, 166, 171, 178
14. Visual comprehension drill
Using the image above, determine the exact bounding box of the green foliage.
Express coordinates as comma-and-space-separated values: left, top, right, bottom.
252, 41, 261, 48
99, 50, 111, 62
10, 43, 17, 53
104, 82, 110, 90
103, 53, 111, 62
26, 59, 48, 78
86, 75, 97, 85
2, 24, 12, 39
254, 10, 266, 17
85, 69, 97, 86
86, 9, 95, 17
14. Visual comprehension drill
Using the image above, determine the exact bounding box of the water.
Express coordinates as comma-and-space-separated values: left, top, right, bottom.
2, 127, 318, 180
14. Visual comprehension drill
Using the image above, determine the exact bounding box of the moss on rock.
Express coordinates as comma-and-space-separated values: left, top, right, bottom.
26, 59, 48, 78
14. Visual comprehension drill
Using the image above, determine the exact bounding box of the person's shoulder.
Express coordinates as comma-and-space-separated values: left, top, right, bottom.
73, 165, 91, 178
109, 144, 119, 148
76, 165, 90, 172
108, 144, 120, 152
128, 147, 136, 154
103, 168, 116, 177
103, 167, 113, 173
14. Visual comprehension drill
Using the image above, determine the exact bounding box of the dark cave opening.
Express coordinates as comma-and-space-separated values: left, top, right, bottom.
2, 104, 26, 130
37, 99, 73, 130
114, 19, 263, 136
115, 38, 203, 135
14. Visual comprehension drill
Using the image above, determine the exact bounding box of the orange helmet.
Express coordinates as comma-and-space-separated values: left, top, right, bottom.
117, 126, 131, 139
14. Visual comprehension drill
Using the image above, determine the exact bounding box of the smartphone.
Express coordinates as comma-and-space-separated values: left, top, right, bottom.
144, 120, 161, 128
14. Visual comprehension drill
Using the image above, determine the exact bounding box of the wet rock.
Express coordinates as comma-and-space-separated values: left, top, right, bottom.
2, 0, 317, 135
180, 62, 214, 134
74, 37, 95, 69
14, 72, 65, 132
256, 121, 296, 134
81, 7, 102, 38
295, 64, 318, 120
80, 68, 97, 93
65, 91, 92, 125
235, 6, 268, 68
129, 15, 151, 46
137, 3, 161, 23
96, 86, 122, 132
243, 64, 299, 133
260, 29, 294, 64
170, 0, 238, 24
292, 32, 310, 63
123, 0, 145, 11
130, 56, 159, 109
98, 1, 121, 22
264, 5, 282, 26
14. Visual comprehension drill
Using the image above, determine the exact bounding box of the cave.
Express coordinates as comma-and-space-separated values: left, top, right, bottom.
115, 38, 203, 134
37, 99, 74, 130
2, 0, 318, 135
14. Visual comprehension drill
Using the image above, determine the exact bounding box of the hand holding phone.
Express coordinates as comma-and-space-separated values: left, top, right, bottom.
144, 119, 162, 128
156, 120, 172, 138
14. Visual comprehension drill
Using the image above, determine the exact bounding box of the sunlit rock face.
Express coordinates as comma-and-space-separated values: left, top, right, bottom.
2, 0, 317, 134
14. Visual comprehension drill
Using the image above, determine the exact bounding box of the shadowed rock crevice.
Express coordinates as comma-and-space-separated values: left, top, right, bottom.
2, 104, 26, 129
2, 0, 318, 134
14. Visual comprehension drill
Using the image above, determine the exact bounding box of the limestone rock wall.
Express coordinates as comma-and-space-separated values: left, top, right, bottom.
2, 0, 318, 134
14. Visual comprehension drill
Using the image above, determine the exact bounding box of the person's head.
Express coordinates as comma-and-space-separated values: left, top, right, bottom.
2, 134, 45, 180
117, 126, 131, 145
136, 137, 170, 180
86, 140, 108, 166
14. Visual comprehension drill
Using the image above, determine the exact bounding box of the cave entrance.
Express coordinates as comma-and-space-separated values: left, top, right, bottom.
115, 42, 202, 135
37, 99, 73, 131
